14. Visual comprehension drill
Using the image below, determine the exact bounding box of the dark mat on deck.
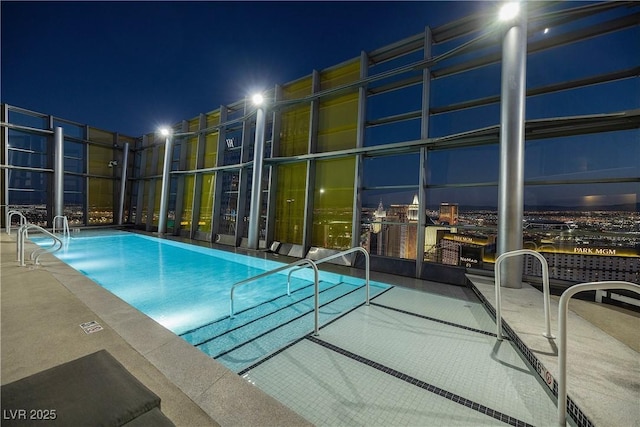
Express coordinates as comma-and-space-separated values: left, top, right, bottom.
1, 349, 174, 426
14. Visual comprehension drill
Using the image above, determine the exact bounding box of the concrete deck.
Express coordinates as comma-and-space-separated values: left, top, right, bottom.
468, 273, 640, 427
2, 231, 638, 426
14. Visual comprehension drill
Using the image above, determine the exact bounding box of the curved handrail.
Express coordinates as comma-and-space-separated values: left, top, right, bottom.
52, 215, 70, 238
287, 247, 370, 306
17, 223, 63, 266
494, 249, 554, 341
557, 281, 640, 426
230, 258, 321, 335
6, 210, 27, 234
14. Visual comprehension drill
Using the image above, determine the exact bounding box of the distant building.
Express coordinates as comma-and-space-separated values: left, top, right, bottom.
439, 203, 459, 225
369, 195, 434, 259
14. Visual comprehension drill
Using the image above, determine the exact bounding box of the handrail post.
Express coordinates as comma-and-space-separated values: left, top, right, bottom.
17, 224, 26, 266
230, 258, 319, 317
557, 281, 640, 426
363, 248, 370, 305
494, 249, 554, 341
7, 210, 27, 235
311, 261, 319, 336
16, 223, 63, 266
285, 246, 370, 306
53, 215, 70, 239
228, 247, 368, 336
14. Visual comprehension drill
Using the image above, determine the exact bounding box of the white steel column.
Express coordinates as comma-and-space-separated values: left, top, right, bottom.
53, 126, 64, 219
248, 101, 266, 250
351, 52, 368, 250
497, 3, 527, 288
117, 142, 129, 225
416, 26, 433, 278
303, 70, 320, 251
158, 131, 173, 235
265, 86, 282, 245
211, 105, 228, 239
1, 104, 9, 224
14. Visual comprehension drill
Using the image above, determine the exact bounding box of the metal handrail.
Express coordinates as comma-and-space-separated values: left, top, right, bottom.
17, 223, 63, 266
52, 215, 70, 238
6, 210, 27, 234
230, 258, 321, 335
494, 249, 554, 341
557, 281, 639, 426
287, 247, 371, 306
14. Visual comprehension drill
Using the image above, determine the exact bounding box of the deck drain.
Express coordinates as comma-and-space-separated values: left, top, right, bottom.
80, 321, 103, 334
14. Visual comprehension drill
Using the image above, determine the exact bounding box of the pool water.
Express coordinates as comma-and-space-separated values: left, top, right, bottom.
32, 230, 385, 335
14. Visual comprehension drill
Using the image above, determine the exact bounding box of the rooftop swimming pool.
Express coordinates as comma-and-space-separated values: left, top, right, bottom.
30, 229, 566, 426
32, 229, 389, 370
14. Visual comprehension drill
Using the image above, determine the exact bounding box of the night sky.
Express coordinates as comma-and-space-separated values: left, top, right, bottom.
2, 1, 485, 135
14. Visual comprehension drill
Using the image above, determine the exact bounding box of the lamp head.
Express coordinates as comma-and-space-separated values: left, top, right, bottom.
499, 2, 520, 21
251, 93, 264, 106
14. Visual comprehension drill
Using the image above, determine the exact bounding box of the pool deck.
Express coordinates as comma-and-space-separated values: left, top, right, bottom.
1, 233, 310, 427
2, 231, 639, 426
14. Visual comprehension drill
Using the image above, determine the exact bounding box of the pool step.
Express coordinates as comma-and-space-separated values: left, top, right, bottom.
210, 282, 372, 372
196, 282, 360, 355
180, 279, 338, 344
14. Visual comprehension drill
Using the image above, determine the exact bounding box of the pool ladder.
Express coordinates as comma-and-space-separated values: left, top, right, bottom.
557, 281, 639, 426
229, 246, 370, 336
6, 209, 28, 234
53, 215, 70, 239
494, 249, 554, 340
494, 252, 640, 426
17, 223, 63, 266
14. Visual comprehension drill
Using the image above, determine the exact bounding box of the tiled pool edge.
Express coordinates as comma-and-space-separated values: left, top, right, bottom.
468, 277, 592, 427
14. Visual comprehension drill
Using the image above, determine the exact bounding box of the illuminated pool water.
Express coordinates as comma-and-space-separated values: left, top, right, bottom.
33, 230, 380, 336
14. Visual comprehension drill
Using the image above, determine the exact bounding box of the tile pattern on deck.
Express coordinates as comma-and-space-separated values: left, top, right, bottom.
243, 287, 558, 426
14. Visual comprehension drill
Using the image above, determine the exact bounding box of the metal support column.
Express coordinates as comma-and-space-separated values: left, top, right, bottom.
416, 26, 433, 278
1, 104, 9, 226
191, 114, 207, 239
248, 104, 266, 250
211, 106, 228, 240
53, 126, 64, 219
351, 52, 368, 250
158, 132, 173, 235
265, 86, 282, 246
134, 135, 148, 227
303, 70, 320, 251
497, 6, 528, 288
117, 142, 129, 225
173, 120, 190, 235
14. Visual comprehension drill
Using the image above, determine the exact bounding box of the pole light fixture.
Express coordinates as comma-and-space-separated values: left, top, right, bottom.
252, 93, 264, 106
497, 0, 527, 289
499, 2, 520, 21
248, 93, 267, 249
